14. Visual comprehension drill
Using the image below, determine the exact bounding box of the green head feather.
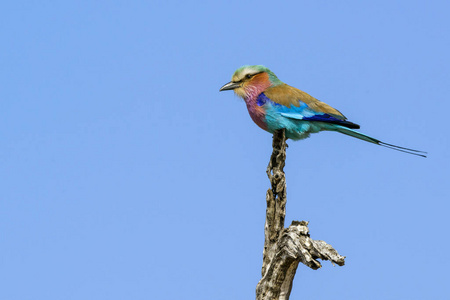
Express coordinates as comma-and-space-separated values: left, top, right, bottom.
232, 65, 283, 86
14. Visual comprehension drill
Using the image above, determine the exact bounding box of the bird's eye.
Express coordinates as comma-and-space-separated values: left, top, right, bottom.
246, 74, 252, 79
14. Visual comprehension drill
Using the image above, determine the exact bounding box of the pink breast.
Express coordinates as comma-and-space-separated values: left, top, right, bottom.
246, 99, 267, 131
241, 74, 272, 131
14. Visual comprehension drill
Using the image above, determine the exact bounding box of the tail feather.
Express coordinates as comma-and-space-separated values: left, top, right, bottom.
333, 126, 427, 158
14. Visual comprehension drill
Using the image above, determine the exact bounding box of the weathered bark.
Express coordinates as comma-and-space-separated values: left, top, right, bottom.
256, 129, 345, 300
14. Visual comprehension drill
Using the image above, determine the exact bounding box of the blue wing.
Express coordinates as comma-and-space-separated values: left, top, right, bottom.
257, 93, 360, 129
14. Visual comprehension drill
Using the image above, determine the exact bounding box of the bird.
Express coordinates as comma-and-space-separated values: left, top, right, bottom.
219, 65, 426, 157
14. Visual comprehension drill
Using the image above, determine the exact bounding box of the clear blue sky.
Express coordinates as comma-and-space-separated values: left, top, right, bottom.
1, 1, 449, 299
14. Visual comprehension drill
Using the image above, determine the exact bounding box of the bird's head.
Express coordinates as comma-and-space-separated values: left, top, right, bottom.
219, 65, 283, 98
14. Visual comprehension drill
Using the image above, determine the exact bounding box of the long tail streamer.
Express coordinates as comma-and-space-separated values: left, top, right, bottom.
378, 142, 427, 157
334, 126, 427, 158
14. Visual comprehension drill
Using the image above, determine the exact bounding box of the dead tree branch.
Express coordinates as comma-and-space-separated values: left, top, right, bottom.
256, 129, 345, 300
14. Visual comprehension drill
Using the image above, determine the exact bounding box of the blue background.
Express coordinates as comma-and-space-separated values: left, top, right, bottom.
1, 1, 449, 299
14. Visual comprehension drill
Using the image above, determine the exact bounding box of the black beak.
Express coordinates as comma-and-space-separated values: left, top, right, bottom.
219, 81, 241, 91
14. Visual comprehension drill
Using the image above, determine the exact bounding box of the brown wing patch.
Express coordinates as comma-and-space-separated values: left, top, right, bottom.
264, 84, 347, 120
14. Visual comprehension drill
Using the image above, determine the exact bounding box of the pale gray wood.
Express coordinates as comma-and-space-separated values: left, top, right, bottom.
256, 130, 345, 300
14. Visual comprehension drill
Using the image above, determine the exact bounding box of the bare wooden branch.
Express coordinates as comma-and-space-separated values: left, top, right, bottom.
256, 129, 345, 300
262, 129, 288, 277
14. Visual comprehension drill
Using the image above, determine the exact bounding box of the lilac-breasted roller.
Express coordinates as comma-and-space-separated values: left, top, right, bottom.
220, 65, 426, 157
